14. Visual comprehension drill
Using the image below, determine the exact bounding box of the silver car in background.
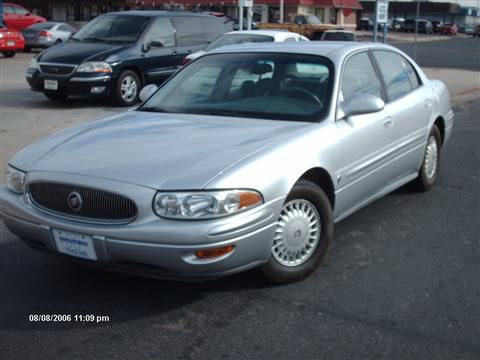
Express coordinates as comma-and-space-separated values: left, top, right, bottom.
1, 42, 454, 284
22, 22, 76, 51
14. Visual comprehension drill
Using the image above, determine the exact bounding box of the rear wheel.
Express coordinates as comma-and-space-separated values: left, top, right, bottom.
55, 39, 62, 45
260, 180, 333, 284
413, 125, 441, 191
113, 70, 140, 106
2, 51, 16, 58
44, 93, 68, 101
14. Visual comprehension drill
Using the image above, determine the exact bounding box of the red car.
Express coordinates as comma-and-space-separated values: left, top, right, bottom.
439, 23, 458, 36
0, 24, 25, 57
2, 2, 46, 30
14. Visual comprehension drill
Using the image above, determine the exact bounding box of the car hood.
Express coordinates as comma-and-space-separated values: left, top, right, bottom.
12, 112, 311, 190
38, 41, 127, 64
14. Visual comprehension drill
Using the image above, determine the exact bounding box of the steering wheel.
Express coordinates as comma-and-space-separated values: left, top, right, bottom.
279, 86, 323, 106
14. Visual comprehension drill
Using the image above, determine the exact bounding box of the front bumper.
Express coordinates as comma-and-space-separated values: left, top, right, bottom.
26, 68, 115, 97
0, 174, 283, 280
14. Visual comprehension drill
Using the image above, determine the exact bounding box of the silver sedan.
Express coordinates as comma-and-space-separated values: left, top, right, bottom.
22, 22, 76, 51
1, 42, 454, 283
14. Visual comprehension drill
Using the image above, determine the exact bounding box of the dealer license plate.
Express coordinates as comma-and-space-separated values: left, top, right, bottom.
52, 229, 97, 260
6, 41, 15, 46
44, 79, 58, 91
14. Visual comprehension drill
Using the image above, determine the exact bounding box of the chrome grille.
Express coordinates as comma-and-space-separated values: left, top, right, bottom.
39, 63, 76, 75
28, 183, 137, 224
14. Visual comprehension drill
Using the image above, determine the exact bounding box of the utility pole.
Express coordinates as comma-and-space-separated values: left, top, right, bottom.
414, 0, 421, 60
373, 0, 379, 42
280, 0, 284, 23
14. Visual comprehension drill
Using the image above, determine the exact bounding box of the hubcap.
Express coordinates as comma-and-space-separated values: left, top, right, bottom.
120, 75, 138, 102
424, 135, 438, 180
272, 199, 321, 267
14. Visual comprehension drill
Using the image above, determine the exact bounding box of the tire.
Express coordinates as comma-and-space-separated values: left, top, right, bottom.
413, 125, 441, 191
260, 180, 334, 284
55, 39, 62, 45
2, 51, 16, 58
44, 93, 68, 101
113, 70, 140, 106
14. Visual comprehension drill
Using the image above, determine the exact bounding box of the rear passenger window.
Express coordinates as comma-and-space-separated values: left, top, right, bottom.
373, 51, 415, 101
204, 18, 225, 42
341, 52, 382, 101
402, 58, 421, 89
173, 17, 208, 46
146, 18, 175, 47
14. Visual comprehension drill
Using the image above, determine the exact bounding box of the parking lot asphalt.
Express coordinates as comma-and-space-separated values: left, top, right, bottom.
0, 38, 479, 359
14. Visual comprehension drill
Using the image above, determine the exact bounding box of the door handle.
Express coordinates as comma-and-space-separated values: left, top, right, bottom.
424, 100, 433, 109
171, 51, 177, 56
383, 117, 394, 128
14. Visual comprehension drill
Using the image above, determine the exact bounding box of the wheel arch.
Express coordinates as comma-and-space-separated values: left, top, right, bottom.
297, 167, 335, 210
433, 116, 445, 145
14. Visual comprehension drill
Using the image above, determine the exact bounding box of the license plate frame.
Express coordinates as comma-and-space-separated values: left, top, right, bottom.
6, 41, 15, 46
44, 79, 58, 91
52, 229, 97, 261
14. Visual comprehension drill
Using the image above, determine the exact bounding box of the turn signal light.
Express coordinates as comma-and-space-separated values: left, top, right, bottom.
195, 245, 235, 259
239, 191, 262, 209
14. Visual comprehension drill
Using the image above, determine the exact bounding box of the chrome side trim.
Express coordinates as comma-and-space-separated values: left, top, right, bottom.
70, 75, 112, 82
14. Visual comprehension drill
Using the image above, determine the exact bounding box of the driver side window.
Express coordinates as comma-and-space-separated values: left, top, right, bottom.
341, 52, 382, 101
146, 18, 175, 47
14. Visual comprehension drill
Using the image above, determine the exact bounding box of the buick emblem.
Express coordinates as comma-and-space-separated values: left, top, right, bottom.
67, 192, 83, 212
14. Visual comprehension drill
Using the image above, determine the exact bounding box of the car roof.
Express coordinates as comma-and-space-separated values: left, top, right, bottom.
208, 41, 398, 63
105, 10, 218, 18
224, 30, 303, 38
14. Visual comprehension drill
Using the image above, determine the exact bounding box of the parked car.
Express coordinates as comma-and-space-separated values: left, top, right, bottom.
439, 23, 458, 36
2, 2, 46, 30
183, 30, 308, 64
430, 20, 443, 33
403, 19, 434, 34
474, 25, 480, 37
457, 23, 474, 35
25, 11, 227, 106
3, 42, 454, 284
0, 23, 25, 57
22, 22, 76, 51
359, 17, 373, 31
320, 30, 356, 41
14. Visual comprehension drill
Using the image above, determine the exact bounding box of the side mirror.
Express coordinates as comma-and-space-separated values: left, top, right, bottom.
341, 94, 385, 118
142, 39, 165, 52
139, 84, 158, 102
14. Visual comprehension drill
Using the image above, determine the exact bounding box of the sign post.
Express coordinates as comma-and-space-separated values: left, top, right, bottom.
238, 0, 253, 30
373, 0, 389, 42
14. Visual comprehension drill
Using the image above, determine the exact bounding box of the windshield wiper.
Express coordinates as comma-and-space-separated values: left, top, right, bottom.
81, 36, 105, 42
137, 106, 171, 113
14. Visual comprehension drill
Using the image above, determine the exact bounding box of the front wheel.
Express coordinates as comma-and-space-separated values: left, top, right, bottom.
2, 51, 16, 58
260, 180, 334, 284
113, 70, 140, 106
413, 126, 441, 191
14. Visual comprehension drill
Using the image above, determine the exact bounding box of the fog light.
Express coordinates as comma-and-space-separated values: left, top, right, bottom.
195, 245, 235, 259
90, 86, 106, 94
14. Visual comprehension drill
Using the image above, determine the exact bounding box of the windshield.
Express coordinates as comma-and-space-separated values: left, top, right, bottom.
205, 34, 274, 51
140, 53, 333, 122
72, 15, 150, 43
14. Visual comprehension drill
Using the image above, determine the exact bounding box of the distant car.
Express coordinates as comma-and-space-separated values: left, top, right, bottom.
2, 42, 454, 284
439, 23, 458, 36
22, 22, 76, 51
183, 30, 309, 64
403, 19, 433, 34
457, 23, 474, 35
359, 18, 373, 31
320, 30, 356, 41
2, 2, 46, 30
0, 23, 25, 57
430, 20, 443, 33
25, 11, 228, 106
474, 25, 480, 37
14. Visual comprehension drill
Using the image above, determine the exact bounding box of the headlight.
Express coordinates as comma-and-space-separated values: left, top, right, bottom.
6, 165, 26, 194
28, 57, 38, 70
153, 190, 263, 219
76, 61, 112, 73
